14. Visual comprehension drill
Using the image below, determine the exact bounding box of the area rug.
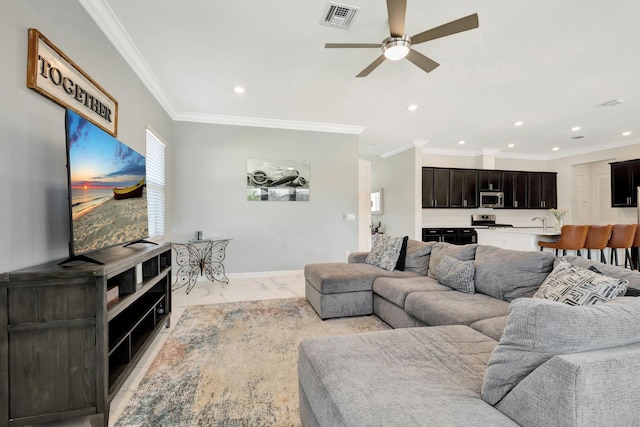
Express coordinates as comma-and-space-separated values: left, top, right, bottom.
113, 297, 390, 427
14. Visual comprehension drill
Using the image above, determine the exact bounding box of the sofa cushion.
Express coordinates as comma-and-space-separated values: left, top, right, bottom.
372, 276, 451, 308
564, 255, 640, 289
533, 259, 628, 306
436, 255, 475, 294
474, 245, 555, 301
299, 326, 519, 427
470, 316, 509, 342
365, 235, 406, 271
304, 263, 419, 294
403, 239, 435, 276
404, 291, 509, 326
482, 296, 640, 406
428, 242, 478, 279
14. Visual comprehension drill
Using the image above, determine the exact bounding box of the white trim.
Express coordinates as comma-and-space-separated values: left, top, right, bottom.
174, 111, 365, 134
421, 147, 479, 157
79, 0, 179, 118
79, 0, 367, 137
545, 138, 640, 160
381, 140, 427, 159
225, 270, 304, 280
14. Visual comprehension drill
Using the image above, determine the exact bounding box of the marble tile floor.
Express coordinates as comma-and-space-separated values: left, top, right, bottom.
27, 272, 306, 427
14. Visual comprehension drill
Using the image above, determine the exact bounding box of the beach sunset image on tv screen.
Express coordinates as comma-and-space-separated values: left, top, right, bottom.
65, 109, 149, 255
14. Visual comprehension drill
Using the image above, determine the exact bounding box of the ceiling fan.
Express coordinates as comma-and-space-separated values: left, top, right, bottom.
325, 0, 479, 77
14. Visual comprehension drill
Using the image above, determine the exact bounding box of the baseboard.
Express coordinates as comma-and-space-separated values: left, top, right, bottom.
226, 270, 304, 279
171, 270, 304, 284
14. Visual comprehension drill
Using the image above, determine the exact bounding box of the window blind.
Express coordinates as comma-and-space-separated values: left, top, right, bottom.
146, 129, 165, 238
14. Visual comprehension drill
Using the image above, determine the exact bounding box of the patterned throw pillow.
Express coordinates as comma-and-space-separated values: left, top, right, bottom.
533, 260, 628, 305
435, 255, 475, 293
365, 235, 405, 271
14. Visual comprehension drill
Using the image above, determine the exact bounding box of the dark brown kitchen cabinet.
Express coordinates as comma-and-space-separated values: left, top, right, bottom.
610, 159, 640, 207
422, 168, 450, 208
501, 171, 527, 209
479, 170, 502, 191
422, 166, 557, 210
450, 169, 479, 208
527, 172, 557, 209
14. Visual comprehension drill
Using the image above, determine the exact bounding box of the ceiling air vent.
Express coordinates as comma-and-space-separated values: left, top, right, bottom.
320, 2, 360, 29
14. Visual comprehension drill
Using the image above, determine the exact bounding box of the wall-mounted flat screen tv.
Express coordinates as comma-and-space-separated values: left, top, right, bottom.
63, 109, 149, 264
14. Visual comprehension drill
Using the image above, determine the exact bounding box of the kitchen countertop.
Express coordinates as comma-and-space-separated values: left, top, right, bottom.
475, 227, 560, 236
475, 227, 559, 251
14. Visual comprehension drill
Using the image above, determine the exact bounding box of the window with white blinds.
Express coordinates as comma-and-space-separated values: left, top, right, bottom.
146, 129, 165, 238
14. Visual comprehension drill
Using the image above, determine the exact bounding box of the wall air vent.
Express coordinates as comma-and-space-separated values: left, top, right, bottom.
320, 2, 360, 29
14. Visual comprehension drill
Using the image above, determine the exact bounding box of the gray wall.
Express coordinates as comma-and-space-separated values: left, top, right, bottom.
0, 1, 172, 273
376, 149, 420, 239
171, 122, 360, 273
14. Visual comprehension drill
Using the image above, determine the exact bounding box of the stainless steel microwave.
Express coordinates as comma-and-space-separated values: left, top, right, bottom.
479, 191, 504, 208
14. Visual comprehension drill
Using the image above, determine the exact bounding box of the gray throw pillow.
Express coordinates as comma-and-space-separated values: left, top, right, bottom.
474, 245, 555, 301
482, 297, 640, 406
403, 240, 435, 276
364, 235, 405, 271
428, 242, 478, 279
435, 255, 475, 293
533, 260, 628, 306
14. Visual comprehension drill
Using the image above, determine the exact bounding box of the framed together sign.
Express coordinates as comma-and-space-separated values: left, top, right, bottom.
26, 28, 118, 137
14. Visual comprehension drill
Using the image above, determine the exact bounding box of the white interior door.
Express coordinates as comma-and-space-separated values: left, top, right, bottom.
594, 173, 613, 225
358, 159, 372, 252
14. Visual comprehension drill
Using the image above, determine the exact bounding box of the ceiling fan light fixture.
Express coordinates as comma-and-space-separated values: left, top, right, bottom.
382, 36, 411, 60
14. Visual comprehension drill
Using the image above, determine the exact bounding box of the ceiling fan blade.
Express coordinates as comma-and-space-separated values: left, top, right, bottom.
411, 13, 479, 45
325, 43, 382, 49
356, 55, 386, 77
386, 0, 407, 37
405, 50, 440, 73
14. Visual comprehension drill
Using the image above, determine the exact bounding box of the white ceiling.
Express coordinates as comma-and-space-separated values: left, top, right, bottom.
81, 0, 640, 159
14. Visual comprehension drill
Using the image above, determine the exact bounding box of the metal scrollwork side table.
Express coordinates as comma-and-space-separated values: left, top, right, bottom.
172, 239, 231, 294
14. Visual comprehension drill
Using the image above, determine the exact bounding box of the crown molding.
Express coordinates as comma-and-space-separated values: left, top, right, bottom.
79, 0, 366, 136
380, 140, 427, 159
78, 0, 178, 118
421, 147, 479, 157
545, 138, 640, 160
174, 111, 365, 134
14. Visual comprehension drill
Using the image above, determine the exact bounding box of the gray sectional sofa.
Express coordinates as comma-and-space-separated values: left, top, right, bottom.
299, 240, 640, 427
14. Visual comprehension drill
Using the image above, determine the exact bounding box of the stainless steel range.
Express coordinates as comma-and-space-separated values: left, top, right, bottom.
470, 214, 513, 228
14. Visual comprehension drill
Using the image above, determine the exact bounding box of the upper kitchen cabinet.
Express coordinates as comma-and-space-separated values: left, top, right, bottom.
479, 170, 502, 191
610, 159, 640, 207
501, 171, 528, 209
527, 172, 557, 209
422, 168, 450, 208
450, 169, 479, 208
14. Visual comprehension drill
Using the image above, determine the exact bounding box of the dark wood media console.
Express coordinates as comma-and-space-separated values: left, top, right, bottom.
0, 242, 172, 427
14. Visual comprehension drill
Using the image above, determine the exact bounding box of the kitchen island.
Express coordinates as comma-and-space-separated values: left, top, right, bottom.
475, 227, 560, 252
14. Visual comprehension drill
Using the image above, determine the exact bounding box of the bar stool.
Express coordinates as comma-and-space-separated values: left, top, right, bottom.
606, 224, 638, 269
538, 225, 590, 256
582, 224, 613, 263
632, 226, 640, 271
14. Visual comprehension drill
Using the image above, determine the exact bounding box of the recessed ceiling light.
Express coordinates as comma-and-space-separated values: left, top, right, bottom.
622, 131, 632, 136
571, 126, 581, 131
408, 104, 418, 111
507, 143, 515, 148
234, 86, 245, 94
458, 140, 466, 145
513, 121, 524, 127
552, 147, 560, 151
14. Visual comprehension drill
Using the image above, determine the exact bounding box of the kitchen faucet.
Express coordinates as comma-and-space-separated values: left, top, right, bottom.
532, 216, 547, 231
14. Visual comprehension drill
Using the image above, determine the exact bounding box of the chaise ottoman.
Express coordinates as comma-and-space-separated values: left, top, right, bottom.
304, 262, 419, 319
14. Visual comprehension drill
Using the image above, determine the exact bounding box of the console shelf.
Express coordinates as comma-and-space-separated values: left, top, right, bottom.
0, 243, 172, 427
